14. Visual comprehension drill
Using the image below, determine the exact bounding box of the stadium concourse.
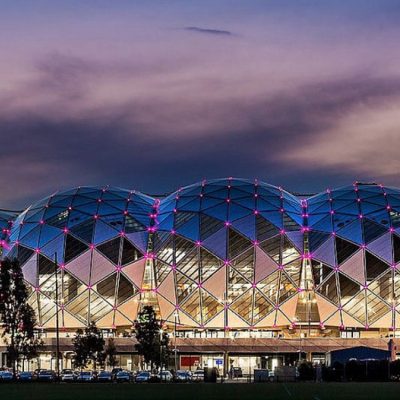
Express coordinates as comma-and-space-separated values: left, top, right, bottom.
1, 178, 400, 372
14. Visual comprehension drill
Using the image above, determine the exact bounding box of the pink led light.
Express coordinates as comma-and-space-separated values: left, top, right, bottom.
89, 243, 95, 250
63, 227, 69, 234
254, 193, 258, 198
253, 240, 259, 246
123, 210, 128, 215
173, 208, 177, 213
97, 198, 102, 203
112, 306, 118, 311
59, 263, 65, 270
195, 240, 202, 246
253, 210, 259, 215
35, 248, 41, 254
278, 264, 284, 270
224, 221, 231, 227
145, 252, 154, 259
363, 284, 368, 290
331, 231, 336, 236
226, 198, 230, 203
87, 285, 92, 290
339, 324, 344, 330
365, 324, 369, 330
251, 283, 257, 289
199, 194, 203, 198
39, 220, 45, 225
359, 214, 363, 219
68, 206, 73, 211
280, 208, 284, 213
224, 304, 230, 310
360, 244, 366, 249
170, 229, 176, 235
35, 287, 40, 292
224, 260, 230, 265
224, 326, 230, 331
334, 266, 340, 272
93, 214, 99, 220
197, 283, 203, 289
391, 263, 396, 269
280, 229, 286, 235
120, 231, 125, 237
390, 227, 395, 233
175, 305, 180, 310
387, 205, 391, 210
115, 265, 122, 272
330, 210, 335, 214
170, 264, 176, 270
357, 198, 361, 203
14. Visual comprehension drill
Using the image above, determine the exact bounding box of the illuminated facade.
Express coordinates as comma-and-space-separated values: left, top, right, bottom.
2, 180, 400, 336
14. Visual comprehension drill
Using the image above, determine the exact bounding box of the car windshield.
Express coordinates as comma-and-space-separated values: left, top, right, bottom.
81, 372, 91, 376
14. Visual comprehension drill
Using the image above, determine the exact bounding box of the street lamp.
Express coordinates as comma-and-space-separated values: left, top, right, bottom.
174, 311, 178, 372
54, 252, 61, 381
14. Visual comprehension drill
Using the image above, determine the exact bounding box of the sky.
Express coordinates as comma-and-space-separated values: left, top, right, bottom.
1, 0, 400, 209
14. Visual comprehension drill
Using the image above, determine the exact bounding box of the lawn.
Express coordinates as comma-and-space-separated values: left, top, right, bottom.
0, 382, 398, 400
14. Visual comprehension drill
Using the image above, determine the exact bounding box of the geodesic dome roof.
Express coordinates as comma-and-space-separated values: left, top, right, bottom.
307, 182, 400, 329
4, 186, 155, 328
154, 178, 304, 328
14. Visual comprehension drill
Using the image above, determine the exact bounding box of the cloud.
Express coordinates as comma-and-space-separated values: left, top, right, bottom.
184, 26, 232, 36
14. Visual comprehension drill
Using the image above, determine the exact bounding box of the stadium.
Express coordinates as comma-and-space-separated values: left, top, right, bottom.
1, 179, 400, 371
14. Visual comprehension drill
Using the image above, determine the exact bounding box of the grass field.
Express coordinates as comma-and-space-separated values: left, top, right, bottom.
0, 382, 399, 400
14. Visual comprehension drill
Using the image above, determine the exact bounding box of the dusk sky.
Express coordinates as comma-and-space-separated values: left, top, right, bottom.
2, 0, 400, 209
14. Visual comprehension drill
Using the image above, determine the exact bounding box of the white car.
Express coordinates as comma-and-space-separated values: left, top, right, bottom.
157, 370, 173, 381
191, 370, 204, 381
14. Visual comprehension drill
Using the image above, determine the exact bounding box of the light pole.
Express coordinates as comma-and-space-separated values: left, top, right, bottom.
159, 327, 163, 381
54, 252, 61, 381
174, 311, 178, 372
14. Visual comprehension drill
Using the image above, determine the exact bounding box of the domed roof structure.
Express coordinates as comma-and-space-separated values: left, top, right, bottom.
306, 182, 400, 329
3, 186, 155, 329
2, 179, 400, 332
154, 178, 304, 329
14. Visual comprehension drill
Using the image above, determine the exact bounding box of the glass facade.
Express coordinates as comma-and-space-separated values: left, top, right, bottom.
1, 180, 400, 333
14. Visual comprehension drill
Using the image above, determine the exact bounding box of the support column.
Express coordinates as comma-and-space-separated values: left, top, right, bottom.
223, 351, 229, 377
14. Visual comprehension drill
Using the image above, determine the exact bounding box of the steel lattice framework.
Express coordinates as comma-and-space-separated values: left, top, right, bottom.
2, 179, 400, 331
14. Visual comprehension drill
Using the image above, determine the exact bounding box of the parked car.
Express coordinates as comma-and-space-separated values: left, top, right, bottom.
191, 370, 204, 382
135, 371, 151, 383
175, 370, 192, 382
111, 368, 123, 381
233, 367, 243, 378
37, 370, 55, 382
61, 369, 76, 382
0, 370, 14, 381
18, 371, 33, 382
116, 370, 132, 383
77, 371, 95, 382
157, 370, 173, 382
97, 370, 112, 382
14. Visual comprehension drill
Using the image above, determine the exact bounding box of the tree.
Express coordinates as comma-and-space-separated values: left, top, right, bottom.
104, 338, 118, 368
0, 258, 42, 377
72, 322, 105, 370
134, 305, 170, 371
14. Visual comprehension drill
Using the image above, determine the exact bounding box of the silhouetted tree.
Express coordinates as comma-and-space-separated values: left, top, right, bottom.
0, 258, 42, 377
134, 305, 170, 370
72, 322, 105, 370
105, 338, 118, 368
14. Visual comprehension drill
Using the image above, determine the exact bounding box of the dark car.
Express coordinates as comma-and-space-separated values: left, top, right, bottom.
97, 371, 112, 382
135, 371, 151, 383
18, 371, 33, 382
77, 371, 95, 382
116, 370, 132, 383
111, 368, 123, 381
37, 370, 55, 382
0, 370, 14, 381
175, 370, 192, 382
